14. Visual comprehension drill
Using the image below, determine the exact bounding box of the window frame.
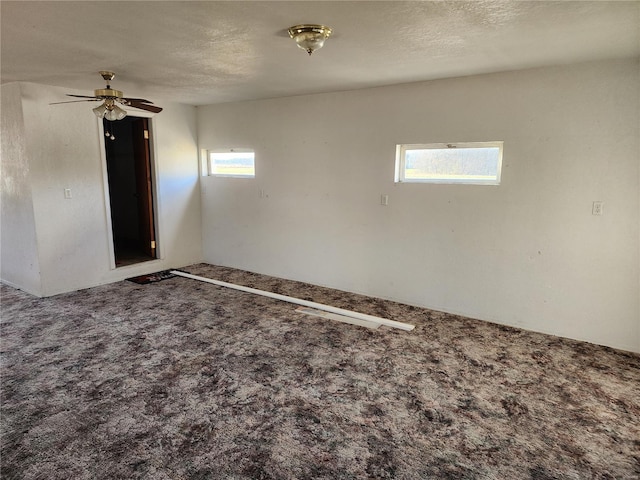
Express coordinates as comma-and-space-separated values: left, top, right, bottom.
206, 148, 256, 178
394, 141, 503, 185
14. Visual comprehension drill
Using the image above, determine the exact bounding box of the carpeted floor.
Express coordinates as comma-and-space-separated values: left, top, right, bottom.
1, 263, 639, 479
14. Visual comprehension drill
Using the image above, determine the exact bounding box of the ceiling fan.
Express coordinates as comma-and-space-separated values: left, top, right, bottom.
51, 71, 163, 121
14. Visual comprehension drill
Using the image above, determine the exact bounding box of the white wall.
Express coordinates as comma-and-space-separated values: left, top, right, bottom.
1, 82, 202, 296
198, 58, 640, 353
1, 83, 42, 295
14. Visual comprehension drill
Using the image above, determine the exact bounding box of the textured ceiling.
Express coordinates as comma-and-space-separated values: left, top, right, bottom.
1, 1, 639, 106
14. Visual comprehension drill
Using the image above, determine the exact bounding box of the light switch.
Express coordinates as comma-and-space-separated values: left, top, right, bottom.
64, 188, 72, 199
592, 201, 603, 216
381, 194, 389, 206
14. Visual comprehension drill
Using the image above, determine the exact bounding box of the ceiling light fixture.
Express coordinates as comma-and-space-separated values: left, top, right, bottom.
90, 72, 128, 121
288, 24, 332, 56
51, 71, 163, 121
92, 98, 127, 121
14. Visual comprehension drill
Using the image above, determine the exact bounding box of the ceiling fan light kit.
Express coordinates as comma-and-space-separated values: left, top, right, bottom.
288, 24, 332, 55
92, 97, 127, 121
93, 101, 127, 121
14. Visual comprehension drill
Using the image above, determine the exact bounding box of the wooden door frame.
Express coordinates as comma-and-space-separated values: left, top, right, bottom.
132, 117, 156, 258
98, 112, 162, 270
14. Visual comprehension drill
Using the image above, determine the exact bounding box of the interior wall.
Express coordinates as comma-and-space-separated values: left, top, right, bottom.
198, 58, 640, 353
0, 83, 42, 295
2, 82, 202, 296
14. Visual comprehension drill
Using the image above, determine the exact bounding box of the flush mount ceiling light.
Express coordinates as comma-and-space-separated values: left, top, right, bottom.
288, 24, 332, 55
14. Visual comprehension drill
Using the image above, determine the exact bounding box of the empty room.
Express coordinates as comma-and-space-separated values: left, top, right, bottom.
1, 1, 639, 479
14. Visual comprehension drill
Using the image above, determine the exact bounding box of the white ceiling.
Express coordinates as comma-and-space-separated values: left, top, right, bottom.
2, 1, 639, 106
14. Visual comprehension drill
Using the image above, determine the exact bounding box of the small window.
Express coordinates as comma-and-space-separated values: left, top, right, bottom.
395, 142, 503, 184
208, 149, 255, 177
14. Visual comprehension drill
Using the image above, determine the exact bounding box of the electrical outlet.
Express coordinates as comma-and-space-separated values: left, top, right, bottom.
592, 201, 603, 216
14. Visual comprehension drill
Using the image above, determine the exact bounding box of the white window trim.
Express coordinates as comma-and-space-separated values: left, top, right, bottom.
395, 141, 503, 185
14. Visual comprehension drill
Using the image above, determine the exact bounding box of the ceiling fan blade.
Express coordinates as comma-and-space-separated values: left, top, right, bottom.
50, 99, 101, 105
122, 97, 153, 104
65, 94, 100, 99
127, 100, 163, 113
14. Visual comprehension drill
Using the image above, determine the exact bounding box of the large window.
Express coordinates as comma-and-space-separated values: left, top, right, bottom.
207, 149, 255, 177
395, 142, 503, 184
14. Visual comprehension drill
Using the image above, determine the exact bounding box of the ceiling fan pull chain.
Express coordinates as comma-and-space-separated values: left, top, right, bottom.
105, 119, 116, 141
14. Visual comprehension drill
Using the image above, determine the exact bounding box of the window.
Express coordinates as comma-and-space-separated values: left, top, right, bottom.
395, 142, 503, 184
207, 149, 255, 177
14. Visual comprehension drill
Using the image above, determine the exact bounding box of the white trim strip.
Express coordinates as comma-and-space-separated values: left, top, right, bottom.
295, 307, 381, 330
170, 270, 415, 331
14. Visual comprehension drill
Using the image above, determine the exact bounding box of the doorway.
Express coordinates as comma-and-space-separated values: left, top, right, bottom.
103, 116, 157, 267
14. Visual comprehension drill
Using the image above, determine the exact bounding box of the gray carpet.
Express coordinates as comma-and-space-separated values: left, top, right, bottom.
1, 263, 639, 479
